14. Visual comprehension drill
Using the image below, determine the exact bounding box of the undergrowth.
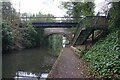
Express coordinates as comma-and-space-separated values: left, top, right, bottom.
83, 28, 120, 78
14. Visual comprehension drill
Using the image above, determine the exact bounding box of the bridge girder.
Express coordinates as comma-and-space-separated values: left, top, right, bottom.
32, 22, 78, 28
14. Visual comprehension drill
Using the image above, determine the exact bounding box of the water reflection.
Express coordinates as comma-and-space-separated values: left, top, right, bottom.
2, 47, 57, 78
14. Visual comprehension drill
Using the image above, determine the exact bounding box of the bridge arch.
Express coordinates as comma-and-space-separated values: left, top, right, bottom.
44, 32, 72, 45
45, 32, 71, 41
43, 28, 73, 45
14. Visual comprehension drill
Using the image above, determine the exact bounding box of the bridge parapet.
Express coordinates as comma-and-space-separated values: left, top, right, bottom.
20, 17, 82, 23
77, 16, 108, 29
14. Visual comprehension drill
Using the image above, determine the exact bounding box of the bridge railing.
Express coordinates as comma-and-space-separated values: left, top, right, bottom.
71, 17, 85, 45
85, 16, 108, 28
76, 16, 108, 29
20, 17, 82, 23
71, 16, 108, 45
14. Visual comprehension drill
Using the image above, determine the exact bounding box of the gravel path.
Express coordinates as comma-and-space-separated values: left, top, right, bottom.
48, 46, 93, 78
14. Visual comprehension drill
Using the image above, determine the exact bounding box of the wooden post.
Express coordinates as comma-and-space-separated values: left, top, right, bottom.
85, 42, 87, 50
92, 30, 94, 44
118, 30, 120, 45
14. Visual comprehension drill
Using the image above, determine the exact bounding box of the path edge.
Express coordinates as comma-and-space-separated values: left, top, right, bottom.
47, 48, 64, 78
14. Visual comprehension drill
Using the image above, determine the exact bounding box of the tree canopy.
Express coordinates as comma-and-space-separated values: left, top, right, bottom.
60, 2, 94, 21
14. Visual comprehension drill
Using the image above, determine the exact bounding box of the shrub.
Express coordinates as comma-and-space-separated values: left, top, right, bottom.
2, 22, 13, 52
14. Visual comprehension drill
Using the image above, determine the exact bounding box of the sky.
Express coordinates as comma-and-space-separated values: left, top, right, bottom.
11, 0, 109, 17
11, 0, 67, 17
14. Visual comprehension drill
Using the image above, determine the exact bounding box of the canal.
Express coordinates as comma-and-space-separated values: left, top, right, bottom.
2, 47, 58, 79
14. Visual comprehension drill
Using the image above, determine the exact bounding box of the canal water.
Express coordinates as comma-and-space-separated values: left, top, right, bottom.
2, 47, 57, 79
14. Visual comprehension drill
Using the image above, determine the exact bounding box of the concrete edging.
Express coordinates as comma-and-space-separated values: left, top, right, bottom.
70, 46, 81, 58
47, 49, 64, 78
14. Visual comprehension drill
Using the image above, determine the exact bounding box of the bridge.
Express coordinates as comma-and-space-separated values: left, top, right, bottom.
71, 16, 108, 46
21, 17, 80, 28
21, 16, 108, 46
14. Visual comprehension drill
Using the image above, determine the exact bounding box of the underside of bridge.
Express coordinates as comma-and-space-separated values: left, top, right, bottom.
32, 22, 78, 28
44, 28, 73, 42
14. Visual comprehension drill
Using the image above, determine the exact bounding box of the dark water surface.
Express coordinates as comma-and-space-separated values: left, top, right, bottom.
2, 47, 57, 78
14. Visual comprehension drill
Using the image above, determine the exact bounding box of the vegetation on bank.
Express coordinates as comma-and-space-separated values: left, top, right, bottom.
2, 20, 45, 52
2, 22, 13, 51
83, 28, 120, 78
46, 34, 63, 56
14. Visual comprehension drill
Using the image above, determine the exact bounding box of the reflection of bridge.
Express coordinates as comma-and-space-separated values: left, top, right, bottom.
21, 16, 108, 46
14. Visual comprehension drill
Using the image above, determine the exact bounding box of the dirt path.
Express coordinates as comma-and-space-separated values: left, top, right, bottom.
48, 46, 93, 78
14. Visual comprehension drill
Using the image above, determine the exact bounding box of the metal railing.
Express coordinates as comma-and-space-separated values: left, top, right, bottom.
20, 17, 82, 23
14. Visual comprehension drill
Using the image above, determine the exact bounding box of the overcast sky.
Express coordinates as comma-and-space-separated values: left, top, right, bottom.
11, 0, 108, 17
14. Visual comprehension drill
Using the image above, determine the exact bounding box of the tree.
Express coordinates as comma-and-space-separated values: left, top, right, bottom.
2, 2, 12, 22
60, 2, 94, 21
2, 22, 13, 52
110, 2, 120, 28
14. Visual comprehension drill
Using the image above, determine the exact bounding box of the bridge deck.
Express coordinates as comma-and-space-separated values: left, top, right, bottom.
32, 22, 78, 28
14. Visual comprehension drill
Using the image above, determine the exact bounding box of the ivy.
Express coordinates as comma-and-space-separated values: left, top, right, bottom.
83, 29, 120, 78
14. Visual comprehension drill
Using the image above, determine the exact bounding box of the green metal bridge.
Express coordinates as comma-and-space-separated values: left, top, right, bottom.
21, 17, 81, 28
71, 16, 108, 46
